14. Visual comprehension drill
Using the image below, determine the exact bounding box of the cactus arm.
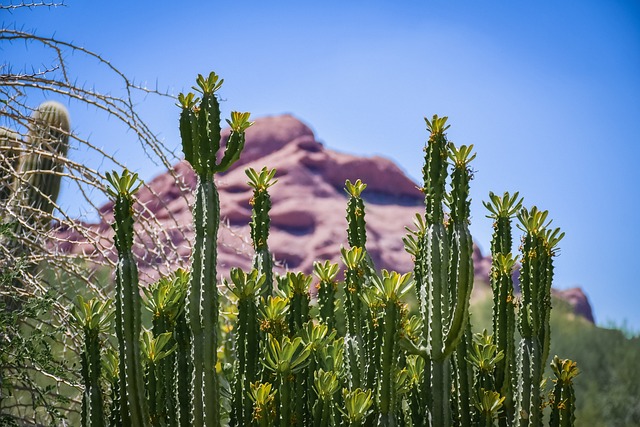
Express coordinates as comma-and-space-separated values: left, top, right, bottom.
106, 170, 149, 427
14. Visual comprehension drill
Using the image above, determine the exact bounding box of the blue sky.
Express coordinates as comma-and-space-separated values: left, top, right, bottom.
4, 1, 640, 329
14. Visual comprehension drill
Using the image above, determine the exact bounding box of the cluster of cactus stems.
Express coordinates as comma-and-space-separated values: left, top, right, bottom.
72, 73, 580, 426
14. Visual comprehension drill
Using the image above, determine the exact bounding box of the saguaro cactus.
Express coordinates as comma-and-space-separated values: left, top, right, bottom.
178, 71, 252, 426
105, 169, 149, 427
13, 101, 70, 230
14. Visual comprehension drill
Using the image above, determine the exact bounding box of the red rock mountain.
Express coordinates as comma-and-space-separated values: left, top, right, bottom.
60, 114, 593, 322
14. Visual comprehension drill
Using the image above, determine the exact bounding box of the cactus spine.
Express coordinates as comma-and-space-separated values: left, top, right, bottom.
178, 72, 252, 426
106, 169, 149, 427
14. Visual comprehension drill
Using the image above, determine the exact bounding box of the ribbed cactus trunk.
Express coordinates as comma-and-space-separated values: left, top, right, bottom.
417, 116, 474, 427
228, 268, 264, 427
515, 207, 563, 427
246, 167, 276, 297
13, 101, 70, 230
178, 72, 252, 427
106, 170, 149, 427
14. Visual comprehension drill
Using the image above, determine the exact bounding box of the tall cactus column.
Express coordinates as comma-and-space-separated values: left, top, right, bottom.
484, 191, 523, 426
178, 72, 252, 426
515, 207, 564, 426
106, 170, 149, 427
12, 101, 70, 230
448, 144, 476, 427
417, 116, 474, 426
246, 167, 277, 296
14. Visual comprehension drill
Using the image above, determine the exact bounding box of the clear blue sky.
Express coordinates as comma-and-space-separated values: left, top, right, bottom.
4, 1, 640, 329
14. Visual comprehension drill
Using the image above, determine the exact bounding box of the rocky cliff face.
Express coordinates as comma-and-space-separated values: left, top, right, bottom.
58, 114, 594, 322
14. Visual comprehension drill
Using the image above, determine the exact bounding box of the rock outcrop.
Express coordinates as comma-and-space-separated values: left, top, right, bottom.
58, 114, 594, 322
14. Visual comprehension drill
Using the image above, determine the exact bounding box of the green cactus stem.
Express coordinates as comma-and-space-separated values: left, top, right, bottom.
515, 207, 564, 427
263, 334, 311, 427
278, 271, 312, 335
313, 260, 340, 332
312, 369, 340, 427
178, 71, 252, 426
370, 270, 412, 425
484, 191, 522, 427
345, 179, 368, 249
474, 389, 506, 427
226, 268, 265, 427
142, 269, 188, 427
549, 356, 579, 427
246, 167, 277, 297
250, 382, 278, 427
72, 296, 113, 427
105, 169, 148, 427
339, 388, 374, 427
141, 331, 176, 425
12, 101, 70, 230
341, 246, 368, 390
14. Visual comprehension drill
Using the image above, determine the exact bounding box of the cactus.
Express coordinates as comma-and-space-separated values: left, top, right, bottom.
549, 356, 579, 427
178, 71, 252, 426
370, 270, 412, 425
339, 388, 374, 426
249, 382, 278, 427
142, 269, 188, 426
246, 167, 277, 296
313, 260, 340, 332
263, 334, 312, 426
413, 116, 475, 426
484, 191, 522, 427
72, 296, 113, 427
105, 169, 148, 427
226, 268, 265, 426
140, 331, 177, 425
514, 207, 564, 426
12, 101, 70, 231
74, 102, 580, 427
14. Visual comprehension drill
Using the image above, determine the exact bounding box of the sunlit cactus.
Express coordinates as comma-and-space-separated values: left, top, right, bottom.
246, 167, 277, 296
178, 71, 252, 426
72, 296, 113, 427
105, 169, 148, 427
549, 356, 579, 427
